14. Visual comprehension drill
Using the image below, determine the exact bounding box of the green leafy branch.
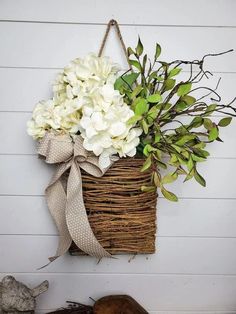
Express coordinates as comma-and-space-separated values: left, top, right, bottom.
114, 38, 236, 202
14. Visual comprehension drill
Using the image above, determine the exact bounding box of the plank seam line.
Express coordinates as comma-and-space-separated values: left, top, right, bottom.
0, 194, 236, 200
1, 234, 236, 239
1, 19, 236, 29
0, 153, 235, 160
1, 66, 236, 75
1, 272, 236, 276
0, 111, 232, 119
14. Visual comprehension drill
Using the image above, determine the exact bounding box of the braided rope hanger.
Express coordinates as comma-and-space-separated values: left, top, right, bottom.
98, 19, 132, 71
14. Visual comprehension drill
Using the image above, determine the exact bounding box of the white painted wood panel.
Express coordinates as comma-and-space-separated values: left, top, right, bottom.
0, 22, 235, 71
1, 273, 236, 312
1, 112, 236, 158
1, 68, 235, 112
0, 0, 236, 311
0, 68, 55, 112
0, 155, 235, 198
0, 0, 235, 27
1, 235, 236, 275
1, 196, 236, 238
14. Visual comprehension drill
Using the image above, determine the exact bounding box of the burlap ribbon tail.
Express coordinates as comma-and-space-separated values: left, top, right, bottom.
38, 132, 112, 263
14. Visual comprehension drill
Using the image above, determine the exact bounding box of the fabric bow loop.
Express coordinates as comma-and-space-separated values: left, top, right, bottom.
37, 132, 112, 264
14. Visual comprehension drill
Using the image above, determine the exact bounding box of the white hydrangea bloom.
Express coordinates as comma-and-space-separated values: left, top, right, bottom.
27, 54, 142, 168
53, 53, 120, 102
27, 98, 83, 139
78, 84, 142, 168
27, 100, 61, 139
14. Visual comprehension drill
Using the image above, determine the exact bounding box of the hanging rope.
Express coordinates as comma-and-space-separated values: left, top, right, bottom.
98, 19, 132, 71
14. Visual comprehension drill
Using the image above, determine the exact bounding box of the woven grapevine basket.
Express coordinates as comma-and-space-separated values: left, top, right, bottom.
69, 157, 157, 255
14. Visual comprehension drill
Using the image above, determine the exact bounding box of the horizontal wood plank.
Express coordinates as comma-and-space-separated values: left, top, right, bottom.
1, 112, 236, 158
0, 0, 235, 27
0, 155, 235, 198
0, 273, 236, 311
1, 235, 236, 275
1, 196, 236, 238
0, 22, 235, 71
1, 68, 235, 112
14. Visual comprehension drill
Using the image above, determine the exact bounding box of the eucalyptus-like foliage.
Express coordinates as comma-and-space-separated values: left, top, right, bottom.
115, 38, 236, 201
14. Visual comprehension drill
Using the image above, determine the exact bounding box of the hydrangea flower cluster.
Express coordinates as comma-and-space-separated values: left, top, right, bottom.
27, 54, 142, 168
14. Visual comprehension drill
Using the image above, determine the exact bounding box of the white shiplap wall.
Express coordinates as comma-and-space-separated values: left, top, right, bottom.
0, 0, 236, 313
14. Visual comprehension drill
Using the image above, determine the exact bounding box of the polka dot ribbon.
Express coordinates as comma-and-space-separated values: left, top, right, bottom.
37, 132, 112, 264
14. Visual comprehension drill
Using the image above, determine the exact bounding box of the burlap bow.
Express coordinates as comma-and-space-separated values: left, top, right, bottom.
38, 132, 112, 263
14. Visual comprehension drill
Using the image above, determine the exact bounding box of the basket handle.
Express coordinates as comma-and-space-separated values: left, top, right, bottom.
98, 19, 132, 71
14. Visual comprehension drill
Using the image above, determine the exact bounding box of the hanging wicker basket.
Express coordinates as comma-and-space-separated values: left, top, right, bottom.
69, 157, 157, 255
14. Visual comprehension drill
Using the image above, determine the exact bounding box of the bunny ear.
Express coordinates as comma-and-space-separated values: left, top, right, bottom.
31, 280, 49, 297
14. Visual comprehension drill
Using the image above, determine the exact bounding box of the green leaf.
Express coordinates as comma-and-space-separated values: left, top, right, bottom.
203, 104, 217, 116
143, 144, 156, 157
155, 43, 161, 59
218, 117, 232, 127
127, 47, 135, 57
129, 59, 142, 71
208, 125, 219, 141
142, 54, 147, 70
147, 106, 159, 120
136, 37, 143, 56
141, 120, 149, 134
192, 154, 206, 162
177, 82, 192, 96
161, 187, 178, 202
141, 185, 156, 192
141, 156, 152, 172
203, 118, 213, 130
189, 116, 203, 128
153, 172, 161, 187
184, 168, 195, 182
216, 137, 224, 142
176, 166, 187, 175
135, 99, 149, 115
194, 169, 206, 187
154, 134, 161, 143
187, 156, 194, 171
162, 172, 178, 184
127, 115, 142, 125
175, 101, 189, 112
171, 144, 182, 153
160, 103, 172, 110
156, 75, 164, 81
193, 142, 206, 149
147, 93, 162, 103
163, 79, 175, 92
168, 67, 182, 78
114, 72, 139, 90
154, 148, 162, 160
192, 148, 210, 158
131, 85, 143, 99
181, 95, 196, 106
175, 134, 195, 146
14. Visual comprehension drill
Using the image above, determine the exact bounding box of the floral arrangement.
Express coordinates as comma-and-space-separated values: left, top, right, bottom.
27, 39, 235, 202
27, 54, 142, 169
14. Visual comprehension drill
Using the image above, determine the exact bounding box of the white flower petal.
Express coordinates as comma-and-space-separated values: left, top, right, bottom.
109, 122, 127, 137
